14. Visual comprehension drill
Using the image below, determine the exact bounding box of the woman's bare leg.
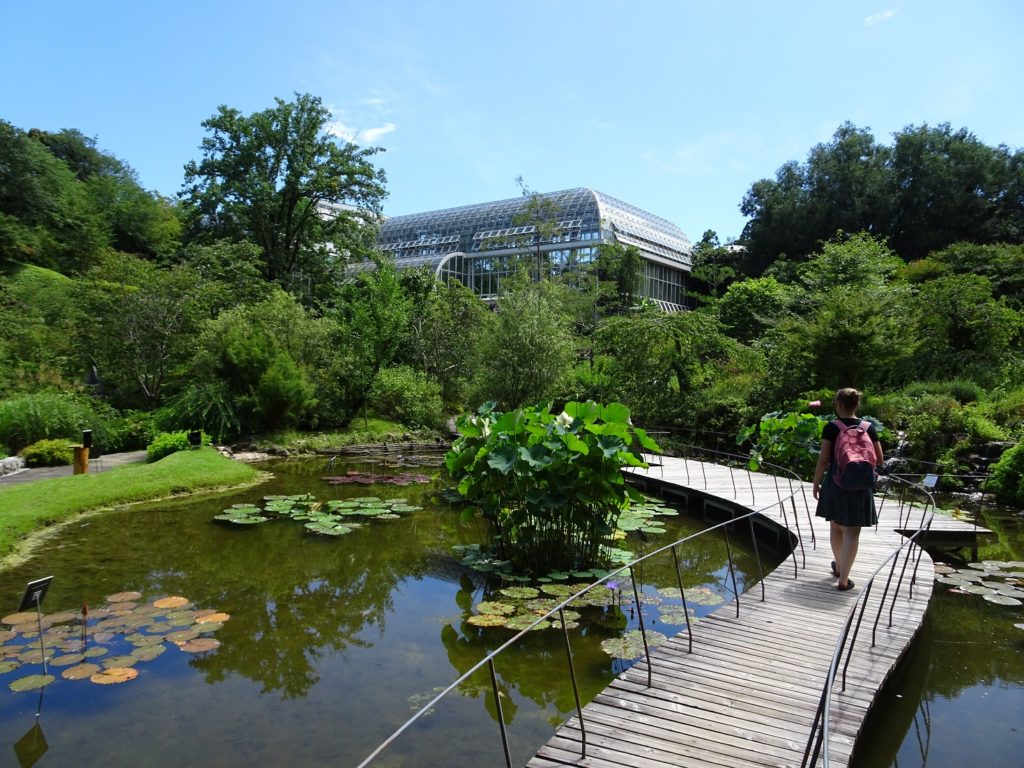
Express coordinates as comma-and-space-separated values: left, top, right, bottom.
838, 526, 861, 588
830, 521, 843, 575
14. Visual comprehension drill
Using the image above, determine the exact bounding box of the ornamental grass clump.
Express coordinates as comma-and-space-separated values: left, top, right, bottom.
445, 401, 660, 575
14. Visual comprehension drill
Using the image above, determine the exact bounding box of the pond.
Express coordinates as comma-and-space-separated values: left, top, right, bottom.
0, 456, 765, 767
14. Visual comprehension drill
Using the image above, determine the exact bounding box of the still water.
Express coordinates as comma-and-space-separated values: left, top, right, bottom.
0, 457, 761, 767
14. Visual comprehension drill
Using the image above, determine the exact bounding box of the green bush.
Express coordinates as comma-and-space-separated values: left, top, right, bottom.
369, 366, 445, 429
985, 443, 1024, 507
20, 438, 75, 467
155, 382, 240, 443
902, 379, 983, 404
964, 409, 1008, 442
901, 395, 965, 461
981, 385, 1024, 435
146, 430, 209, 462
0, 391, 103, 452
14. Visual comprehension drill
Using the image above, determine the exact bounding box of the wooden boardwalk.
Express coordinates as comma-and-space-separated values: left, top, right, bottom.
528, 457, 991, 768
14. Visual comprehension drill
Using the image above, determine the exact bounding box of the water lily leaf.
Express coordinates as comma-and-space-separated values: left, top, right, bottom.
154, 596, 190, 610
9, 674, 55, 691
131, 644, 166, 661
45, 611, 79, 624
933, 564, 957, 574
466, 614, 508, 627
658, 607, 699, 625
166, 629, 200, 644
196, 612, 230, 624
2, 612, 39, 626
17, 649, 51, 664
103, 655, 139, 668
91, 631, 116, 643
0, 629, 15, 642
540, 584, 574, 597
61, 663, 100, 680
499, 587, 539, 600
84, 647, 108, 658
476, 602, 516, 616
106, 591, 143, 603
505, 615, 551, 631
177, 638, 221, 653
0, 660, 20, 674
196, 622, 224, 633
686, 587, 726, 606
126, 633, 163, 647
983, 594, 1022, 606
963, 585, 996, 595
657, 587, 683, 600
91, 668, 138, 685
49, 652, 86, 667
600, 630, 667, 660
305, 522, 354, 536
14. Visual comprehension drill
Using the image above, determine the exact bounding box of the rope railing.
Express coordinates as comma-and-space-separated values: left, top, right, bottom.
355, 462, 807, 768
800, 474, 936, 768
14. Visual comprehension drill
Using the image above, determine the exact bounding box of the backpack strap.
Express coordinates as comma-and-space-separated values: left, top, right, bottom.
858, 420, 870, 432
831, 419, 846, 432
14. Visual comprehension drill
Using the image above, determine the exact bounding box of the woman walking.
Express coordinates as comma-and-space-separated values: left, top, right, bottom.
812, 388, 884, 591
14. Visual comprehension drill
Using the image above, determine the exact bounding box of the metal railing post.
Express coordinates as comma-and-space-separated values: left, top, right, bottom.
628, 565, 653, 687
487, 659, 513, 768
558, 607, 587, 760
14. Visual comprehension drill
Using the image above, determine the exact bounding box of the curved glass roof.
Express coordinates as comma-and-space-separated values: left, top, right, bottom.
378, 188, 692, 267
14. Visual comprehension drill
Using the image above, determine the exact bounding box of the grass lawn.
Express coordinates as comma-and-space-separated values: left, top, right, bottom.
255, 417, 445, 452
0, 448, 261, 558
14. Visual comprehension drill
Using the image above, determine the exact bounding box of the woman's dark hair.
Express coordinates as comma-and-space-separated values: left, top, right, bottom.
834, 387, 862, 411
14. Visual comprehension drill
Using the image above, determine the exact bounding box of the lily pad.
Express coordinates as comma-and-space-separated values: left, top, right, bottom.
9, 674, 55, 692
106, 591, 143, 603
153, 596, 190, 610
600, 630, 668, 660
0, 660, 20, 674
131, 644, 166, 661
83, 647, 108, 658
686, 587, 725, 606
91, 667, 138, 685
499, 587, 539, 600
49, 652, 86, 667
1, 612, 39, 626
476, 602, 516, 616
102, 655, 139, 668
466, 614, 508, 627
166, 629, 200, 644
177, 638, 221, 653
196, 612, 230, 624
61, 663, 101, 680
983, 594, 1022, 606
505, 615, 551, 631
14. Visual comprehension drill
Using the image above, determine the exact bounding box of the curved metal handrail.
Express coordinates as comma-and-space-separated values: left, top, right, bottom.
355, 465, 806, 768
801, 474, 936, 768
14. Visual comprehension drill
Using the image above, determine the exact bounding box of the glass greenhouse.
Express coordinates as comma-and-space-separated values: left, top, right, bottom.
366, 188, 694, 311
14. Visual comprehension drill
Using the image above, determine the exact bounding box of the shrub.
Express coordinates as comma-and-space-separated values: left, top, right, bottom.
985, 443, 1024, 507
369, 366, 445, 429
738, 411, 828, 480
146, 430, 209, 462
902, 379, 984, 404
20, 438, 75, 467
155, 382, 240, 443
901, 395, 966, 461
981, 385, 1024, 435
0, 391, 103, 452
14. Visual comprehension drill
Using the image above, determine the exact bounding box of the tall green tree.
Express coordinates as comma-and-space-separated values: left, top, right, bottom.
181, 93, 387, 298
688, 230, 737, 302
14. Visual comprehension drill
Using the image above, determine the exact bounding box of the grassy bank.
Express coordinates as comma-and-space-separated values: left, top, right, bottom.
0, 448, 261, 558
254, 417, 446, 452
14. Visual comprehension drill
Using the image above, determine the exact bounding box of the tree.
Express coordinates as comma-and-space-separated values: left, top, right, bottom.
717, 276, 794, 344
474, 272, 575, 409
688, 230, 737, 302
593, 241, 642, 313
181, 93, 387, 298
509, 176, 563, 281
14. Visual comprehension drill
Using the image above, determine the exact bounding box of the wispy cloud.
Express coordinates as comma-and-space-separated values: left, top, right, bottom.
864, 8, 898, 26
327, 120, 397, 145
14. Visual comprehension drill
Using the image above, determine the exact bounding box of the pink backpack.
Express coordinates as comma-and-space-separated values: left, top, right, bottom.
831, 419, 877, 490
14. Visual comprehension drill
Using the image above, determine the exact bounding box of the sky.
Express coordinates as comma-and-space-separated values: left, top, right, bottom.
4, 1, 1023, 243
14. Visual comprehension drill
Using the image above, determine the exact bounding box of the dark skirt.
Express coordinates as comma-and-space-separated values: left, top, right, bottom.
814, 470, 878, 527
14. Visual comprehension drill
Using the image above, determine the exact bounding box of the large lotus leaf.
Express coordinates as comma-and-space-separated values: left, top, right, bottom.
476, 602, 516, 616
466, 614, 508, 627
131, 644, 167, 661
177, 638, 221, 653
91, 667, 138, 685
9, 674, 55, 691
499, 587, 539, 600
61, 663, 100, 680
0, 660, 20, 674
984, 594, 1022, 606
600, 629, 668, 660
106, 591, 143, 603
49, 652, 86, 667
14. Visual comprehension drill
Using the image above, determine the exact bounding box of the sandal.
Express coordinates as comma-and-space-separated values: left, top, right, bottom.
837, 580, 855, 591
830, 561, 840, 578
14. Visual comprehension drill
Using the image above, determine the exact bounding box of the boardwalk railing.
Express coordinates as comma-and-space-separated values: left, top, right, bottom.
355, 448, 936, 768
802, 474, 936, 768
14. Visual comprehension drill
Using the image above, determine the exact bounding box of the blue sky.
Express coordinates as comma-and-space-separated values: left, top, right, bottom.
4, 1, 1023, 242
